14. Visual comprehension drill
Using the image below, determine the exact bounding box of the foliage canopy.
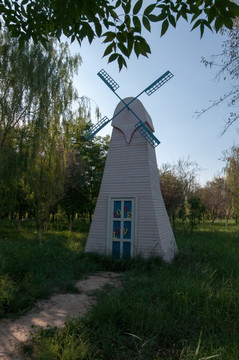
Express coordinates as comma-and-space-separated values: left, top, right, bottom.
0, 0, 239, 69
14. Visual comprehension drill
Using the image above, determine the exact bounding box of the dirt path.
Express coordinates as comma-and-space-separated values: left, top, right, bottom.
0, 272, 121, 360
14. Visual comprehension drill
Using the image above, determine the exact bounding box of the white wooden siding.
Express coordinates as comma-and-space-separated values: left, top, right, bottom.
85, 98, 178, 262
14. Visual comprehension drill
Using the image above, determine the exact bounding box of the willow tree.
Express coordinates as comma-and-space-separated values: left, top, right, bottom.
0, 31, 82, 243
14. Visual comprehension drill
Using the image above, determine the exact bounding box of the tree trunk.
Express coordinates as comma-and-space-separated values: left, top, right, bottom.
17, 219, 21, 232
68, 214, 73, 231
17, 205, 24, 232
37, 225, 43, 246
172, 213, 176, 231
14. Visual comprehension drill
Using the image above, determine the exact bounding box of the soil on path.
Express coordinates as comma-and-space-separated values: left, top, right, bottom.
0, 272, 121, 360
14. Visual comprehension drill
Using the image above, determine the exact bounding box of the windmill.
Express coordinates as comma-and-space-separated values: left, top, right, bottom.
85, 69, 178, 262
85, 69, 173, 147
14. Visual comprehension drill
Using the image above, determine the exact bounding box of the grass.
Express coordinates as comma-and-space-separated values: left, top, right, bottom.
0, 219, 97, 317
0, 219, 160, 317
1, 219, 239, 359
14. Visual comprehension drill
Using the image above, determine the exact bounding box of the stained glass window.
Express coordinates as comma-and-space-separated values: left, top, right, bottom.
111, 199, 134, 259
123, 221, 131, 239
113, 241, 120, 259
124, 201, 132, 218
113, 221, 121, 239
123, 242, 131, 259
113, 201, 121, 218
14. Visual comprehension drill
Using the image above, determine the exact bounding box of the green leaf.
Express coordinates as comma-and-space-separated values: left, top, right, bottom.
108, 53, 118, 63
103, 42, 115, 57
116, 31, 127, 42
95, 21, 102, 37
103, 18, 110, 29
134, 41, 140, 58
168, 14, 176, 28
133, 16, 141, 33
157, 12, 167, 21
122, 1, 131, 14
191, 9, 202, 23
143, 3, 156, 16
214, 17, 224, 32
140, 39, 151, 54
117, 54, 127, 71
205, 0, 213, 6
115, 0, 121, 8
161, 19, 169, 37
207, 6, 217, 23
133, 0, 143, 15
110, 9, 118, 19
118, 42, 129, 57
223, 17, 233, 30
142, 16, 151, 31
191, 19, 202, 31
228, 2, 239, 16
147, 14, 159, 22
125, 14, 131, 28
200, 22, 204, 38
103, 31, 116, 43
127, 32, 134, 55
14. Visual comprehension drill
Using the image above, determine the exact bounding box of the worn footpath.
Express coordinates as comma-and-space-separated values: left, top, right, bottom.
0, 272, 121, 360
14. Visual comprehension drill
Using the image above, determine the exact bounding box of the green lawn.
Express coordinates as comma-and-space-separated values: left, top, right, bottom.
0, 219, 94, 317
1, 220, 239, 359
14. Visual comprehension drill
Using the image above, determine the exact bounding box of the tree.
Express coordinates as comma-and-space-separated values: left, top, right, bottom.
80, 135, 110, 223
198, 7, 239, 132
26, 130, 66, 245
201, 176, 232, 225
159, 158, 200, 229
187, 196, 205, 233
222, 145, 239, 224
0, 31, 82, 243
0, 0, 238, 70
0, 31, 81, 152
60, 149, 88, 230
159, 170, 184, 230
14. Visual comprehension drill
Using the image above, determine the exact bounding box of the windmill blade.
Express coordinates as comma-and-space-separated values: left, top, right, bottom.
144, 71, 174, 96
110, 95, 161, 148
97, 91, 161, 148
97, 69, 120, 92
116, 98, 161, 148
85, 116, 111, 140
135, 121, 160, 148
91, 69, 171, 145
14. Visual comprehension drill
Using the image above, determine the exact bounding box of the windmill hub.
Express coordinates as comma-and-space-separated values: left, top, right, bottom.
112, 97, 154, 144
85, 69, 173, 148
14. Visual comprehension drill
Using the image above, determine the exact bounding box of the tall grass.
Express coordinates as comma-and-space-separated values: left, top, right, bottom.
0, 219, 158, 317
0, 219, 98, 317
30, 222, 239, 360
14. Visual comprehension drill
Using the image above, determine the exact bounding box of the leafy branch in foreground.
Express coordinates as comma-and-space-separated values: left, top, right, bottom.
196, 15, 239, 133
0, 0, 239, 70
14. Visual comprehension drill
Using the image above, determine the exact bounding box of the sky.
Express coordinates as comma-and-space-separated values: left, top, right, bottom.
69, 18, 238, 186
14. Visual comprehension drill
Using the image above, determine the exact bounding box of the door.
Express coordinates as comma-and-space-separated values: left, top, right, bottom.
110, 199, 135, 259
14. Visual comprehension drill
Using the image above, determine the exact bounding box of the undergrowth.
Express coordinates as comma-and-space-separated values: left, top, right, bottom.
31, 222, 239, 360
1, 220, 239, 359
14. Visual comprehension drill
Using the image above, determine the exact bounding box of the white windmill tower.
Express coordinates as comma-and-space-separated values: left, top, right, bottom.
84, 70, 178, 262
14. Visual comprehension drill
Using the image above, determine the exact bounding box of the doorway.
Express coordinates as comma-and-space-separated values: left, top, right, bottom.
109, 198, 135, 259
